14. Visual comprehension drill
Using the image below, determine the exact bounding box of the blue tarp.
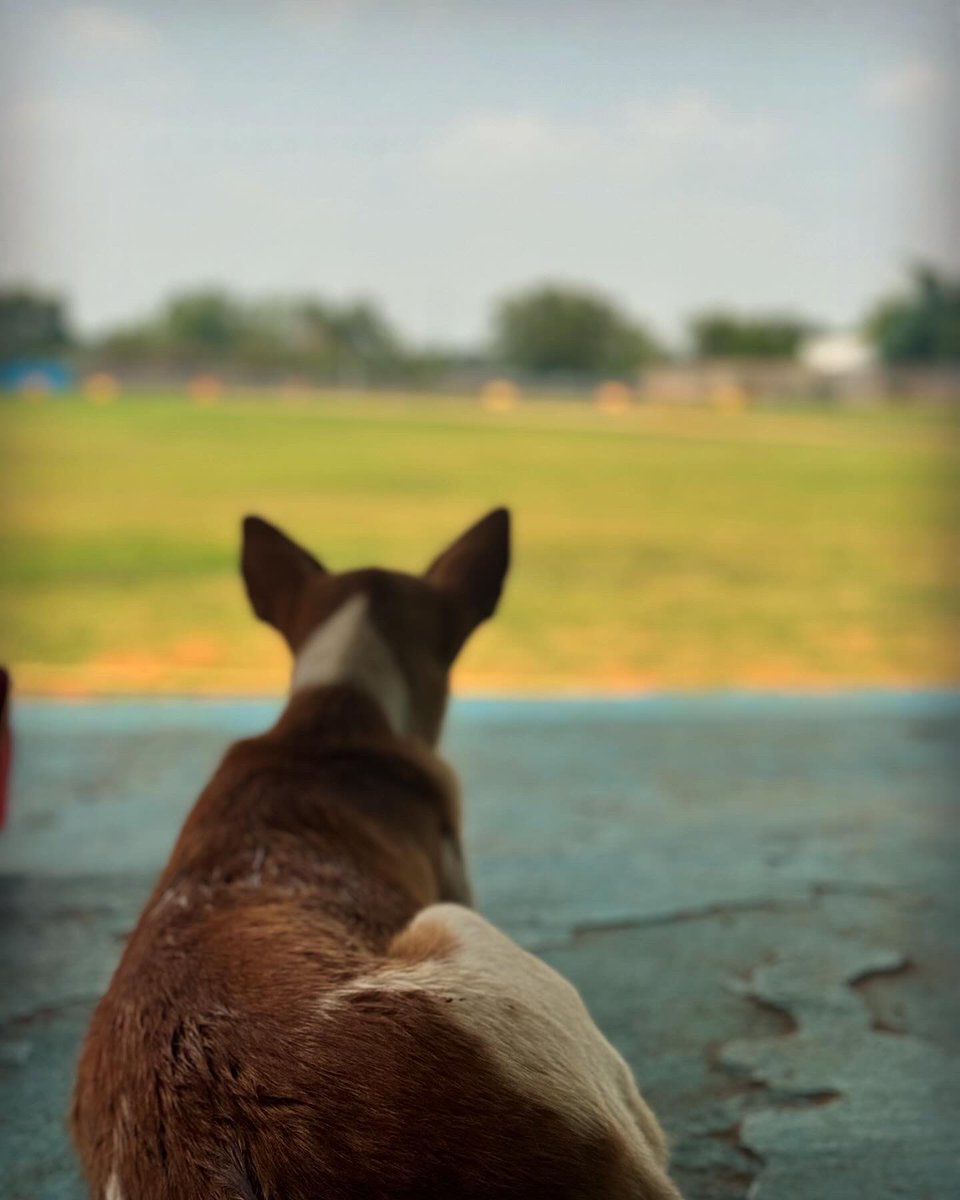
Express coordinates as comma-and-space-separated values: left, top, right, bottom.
0, 360, 74, 391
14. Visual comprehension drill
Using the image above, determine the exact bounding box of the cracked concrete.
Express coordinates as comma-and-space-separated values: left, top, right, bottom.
721, 940, 959, 1198
1, 693, 958, 1199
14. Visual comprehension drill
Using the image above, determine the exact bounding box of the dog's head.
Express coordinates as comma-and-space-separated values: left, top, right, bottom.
241, 508, 510, 744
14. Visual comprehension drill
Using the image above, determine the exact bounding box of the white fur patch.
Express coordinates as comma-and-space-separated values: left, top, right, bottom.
105, 1172, 122, 1200
291, 594, 409, 735
341, 904, 676, 1189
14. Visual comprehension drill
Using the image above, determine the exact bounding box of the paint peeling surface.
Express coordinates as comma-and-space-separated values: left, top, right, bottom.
1, 693, 958, 1199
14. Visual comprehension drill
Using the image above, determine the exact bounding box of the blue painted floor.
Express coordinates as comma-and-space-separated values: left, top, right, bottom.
1, 693, 959, 1199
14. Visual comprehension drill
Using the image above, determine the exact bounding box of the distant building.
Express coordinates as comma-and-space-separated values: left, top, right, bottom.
799, 331, 876, 377
637, 333, 888, 405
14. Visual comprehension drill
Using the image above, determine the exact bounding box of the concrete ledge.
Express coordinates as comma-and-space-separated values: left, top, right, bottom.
2, 694, 958, 1199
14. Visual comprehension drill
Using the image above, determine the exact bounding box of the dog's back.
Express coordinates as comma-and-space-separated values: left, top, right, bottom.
76, 908, 661, 1200
72, 512, 681, 1199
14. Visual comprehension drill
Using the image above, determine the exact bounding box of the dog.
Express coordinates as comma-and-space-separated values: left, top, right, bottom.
71, 508, 682, 1199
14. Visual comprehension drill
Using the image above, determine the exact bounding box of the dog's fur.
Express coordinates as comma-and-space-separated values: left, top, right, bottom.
71, 509, 682, 1199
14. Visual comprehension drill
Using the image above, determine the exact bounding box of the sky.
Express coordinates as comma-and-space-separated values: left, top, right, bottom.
1, 0, 957, 348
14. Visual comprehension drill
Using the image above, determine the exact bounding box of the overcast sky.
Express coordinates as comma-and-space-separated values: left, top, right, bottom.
1, 0, 957, 346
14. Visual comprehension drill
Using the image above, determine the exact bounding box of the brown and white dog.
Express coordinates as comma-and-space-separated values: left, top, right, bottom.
71, 509, 682, 1199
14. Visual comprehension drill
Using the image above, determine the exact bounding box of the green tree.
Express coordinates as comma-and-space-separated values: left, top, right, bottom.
243, 297, 401, 377
97, 289, 249, 366
162, 289, 247, 352
494, 285, 659, 376
95, 290, 405, 380
0, 287, 72, 363
865, 265, 960, 364
689, 311, 810, 360
328, 302, 399, 365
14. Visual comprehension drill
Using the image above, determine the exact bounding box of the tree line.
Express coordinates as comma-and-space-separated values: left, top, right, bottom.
2, 264, 958, 384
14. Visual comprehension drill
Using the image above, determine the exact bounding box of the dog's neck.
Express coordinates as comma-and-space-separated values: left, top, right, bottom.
272, 685, 456, 801
149, 684, 467, 951
291, 594, 412, 738
275, 682, 394, 741
253, 683, 470, 909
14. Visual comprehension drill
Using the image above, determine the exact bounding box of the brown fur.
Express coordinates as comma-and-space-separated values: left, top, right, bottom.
71, 510, 681, 1199
241, 508, 510, 743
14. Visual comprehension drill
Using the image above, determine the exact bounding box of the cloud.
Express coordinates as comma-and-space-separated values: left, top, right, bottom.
276, 0, 443, 20
428, 112, 584, 176
622, 92, 780, 155
275, 0, 375, 28
57, 4, 161, 52
3, 94, 134, 141
865, 60, 948, 111
427, 91, 783, 183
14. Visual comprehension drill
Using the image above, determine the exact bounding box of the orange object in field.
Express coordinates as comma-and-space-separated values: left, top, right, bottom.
0, 668, 10, 829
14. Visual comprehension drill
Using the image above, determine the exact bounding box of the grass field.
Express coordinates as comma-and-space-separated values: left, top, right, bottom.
0, 390, 957, 694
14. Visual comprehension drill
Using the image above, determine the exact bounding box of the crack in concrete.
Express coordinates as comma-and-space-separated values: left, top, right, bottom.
708, 1120, 766, 1166
563, 879, 920, 944
808, 882, 923, 903
502, 878, 925, 959
571, 897, 815, 939
717, 939, 959, 1199
739, 992, 799, 1038
848, 957, 916, 1036
1, 994, 99, 1029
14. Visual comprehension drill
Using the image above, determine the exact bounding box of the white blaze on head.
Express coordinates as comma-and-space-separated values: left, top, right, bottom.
105, 1172, 123, 1200
291, 593, 409, 735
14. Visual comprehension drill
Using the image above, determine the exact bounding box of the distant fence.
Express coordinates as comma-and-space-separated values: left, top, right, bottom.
3, 359, 959, 404
636, 362, 960, 405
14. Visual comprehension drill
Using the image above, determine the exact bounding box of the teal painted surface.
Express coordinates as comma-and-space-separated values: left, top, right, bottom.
1, 694, 958, 1199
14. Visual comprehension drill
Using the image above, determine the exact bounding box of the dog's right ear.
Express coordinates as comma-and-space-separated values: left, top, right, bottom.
425, 507, 511, 654
241, 516, 326, 640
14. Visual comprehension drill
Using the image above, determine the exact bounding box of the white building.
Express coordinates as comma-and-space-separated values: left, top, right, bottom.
800, 331, 876, 377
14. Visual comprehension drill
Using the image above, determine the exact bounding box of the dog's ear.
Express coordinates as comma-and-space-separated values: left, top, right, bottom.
425, 508, 510, 652
241, 516, 325, 640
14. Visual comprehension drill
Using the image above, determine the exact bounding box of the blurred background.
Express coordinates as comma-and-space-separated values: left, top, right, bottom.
0, 0, 958, 695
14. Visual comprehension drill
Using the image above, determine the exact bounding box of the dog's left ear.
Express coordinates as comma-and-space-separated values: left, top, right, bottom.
425, 508, 510, 652
241, 515, 326, 643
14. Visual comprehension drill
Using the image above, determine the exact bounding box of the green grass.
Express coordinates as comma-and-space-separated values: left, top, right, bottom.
0, 390, 957, 694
